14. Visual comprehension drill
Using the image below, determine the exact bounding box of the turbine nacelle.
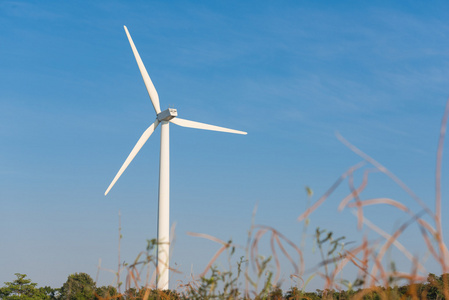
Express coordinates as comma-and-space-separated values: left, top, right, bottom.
157, 108, 178, 122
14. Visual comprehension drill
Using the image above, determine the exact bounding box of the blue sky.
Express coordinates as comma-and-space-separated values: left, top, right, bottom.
1, 0, 449, 291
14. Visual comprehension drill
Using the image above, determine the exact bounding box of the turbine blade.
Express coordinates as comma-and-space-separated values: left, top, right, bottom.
105, 120, 160, 196
124, 26, 161, 114
170, 117, 247, 135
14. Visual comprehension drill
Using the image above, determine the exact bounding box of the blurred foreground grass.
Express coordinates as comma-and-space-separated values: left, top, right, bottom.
3, 100, 449, 299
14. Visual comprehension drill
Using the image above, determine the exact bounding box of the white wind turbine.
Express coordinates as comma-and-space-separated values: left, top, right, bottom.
105, 26, 247, 290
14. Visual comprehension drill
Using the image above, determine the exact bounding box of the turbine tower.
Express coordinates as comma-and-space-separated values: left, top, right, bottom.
105, 26, 247, 290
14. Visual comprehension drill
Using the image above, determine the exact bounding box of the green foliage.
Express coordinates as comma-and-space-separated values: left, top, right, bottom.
186, 266, 240, 300
120, 288, 179, 300
424, 273, 449, 300
0, 273, 56, 300
284, 287, 309, 300
95, 286, 117, 299
2, 271, 449, 299
59, 273, 96, 300
121, 287, 139, 299
266, 286, 282, 300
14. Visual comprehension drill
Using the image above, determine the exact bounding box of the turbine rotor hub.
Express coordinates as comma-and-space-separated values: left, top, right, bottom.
157, 108, 178, 121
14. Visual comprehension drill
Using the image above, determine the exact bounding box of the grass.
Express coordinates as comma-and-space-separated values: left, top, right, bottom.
95, 100, 449, 299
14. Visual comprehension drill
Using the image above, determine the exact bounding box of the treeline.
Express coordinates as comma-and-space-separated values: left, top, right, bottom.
0, 272, 448, 299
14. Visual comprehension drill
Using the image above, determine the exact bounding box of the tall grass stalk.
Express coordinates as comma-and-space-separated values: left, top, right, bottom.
97, 99, 449, 299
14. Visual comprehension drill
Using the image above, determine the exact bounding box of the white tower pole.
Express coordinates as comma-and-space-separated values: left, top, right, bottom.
157, 120, 170, 290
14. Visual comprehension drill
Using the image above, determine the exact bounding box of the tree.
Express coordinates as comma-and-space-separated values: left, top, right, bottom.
121, 288, 180, 300
122, 288, 142, 300
284, 287, 302, 300
95, 286, 118, 299
267, 286, 283, 300
0, 273, 56, 299
59, 273, 96, 300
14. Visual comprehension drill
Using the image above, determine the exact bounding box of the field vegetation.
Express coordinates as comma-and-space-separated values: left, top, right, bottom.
2, 100, 449, 299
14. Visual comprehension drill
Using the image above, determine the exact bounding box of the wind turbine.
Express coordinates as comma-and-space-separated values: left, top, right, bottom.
105, 26, 247, 290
